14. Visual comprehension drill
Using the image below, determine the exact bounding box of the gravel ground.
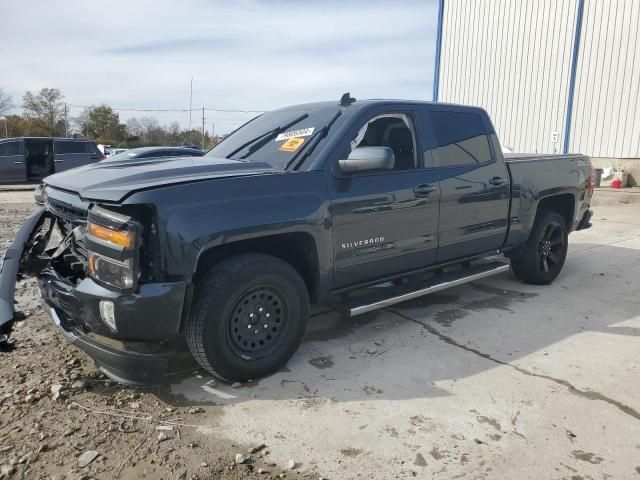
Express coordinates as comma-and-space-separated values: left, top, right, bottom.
0, 199, 309, 480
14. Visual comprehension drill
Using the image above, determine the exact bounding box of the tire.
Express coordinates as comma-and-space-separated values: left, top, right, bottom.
511, 210, 569, 285
185, 253, 310, 382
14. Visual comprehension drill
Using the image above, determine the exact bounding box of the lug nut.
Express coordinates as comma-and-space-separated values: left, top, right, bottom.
264, 324, 268, 329
258, 307, 264, 313
265, 313, 270, 318
254, 330, 259, 334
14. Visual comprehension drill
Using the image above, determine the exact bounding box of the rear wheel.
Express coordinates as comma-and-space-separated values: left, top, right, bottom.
185, 254, 309, 381
511, 211, 568, 285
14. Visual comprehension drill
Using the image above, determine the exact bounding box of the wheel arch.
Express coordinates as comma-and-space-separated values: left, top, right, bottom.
193, 232, 321, 303
536, 193, 576, 230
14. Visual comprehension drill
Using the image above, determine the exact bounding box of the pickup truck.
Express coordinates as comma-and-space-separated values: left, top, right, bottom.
0, 95, 594, 385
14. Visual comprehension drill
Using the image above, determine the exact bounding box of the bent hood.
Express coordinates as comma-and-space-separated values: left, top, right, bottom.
44, 156, 276, 203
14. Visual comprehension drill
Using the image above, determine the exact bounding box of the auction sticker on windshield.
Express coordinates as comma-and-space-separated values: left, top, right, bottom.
275, 127, 314, 142
278, 137, 305, 152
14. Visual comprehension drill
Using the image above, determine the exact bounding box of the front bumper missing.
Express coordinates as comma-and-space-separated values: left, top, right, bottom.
0, 207, 47, 340
1, 205, 186, 385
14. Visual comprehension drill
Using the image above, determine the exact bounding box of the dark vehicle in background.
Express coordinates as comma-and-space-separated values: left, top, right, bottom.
0, 138, 103, 183
106, 146, 204, 162
0, 96, 594, 385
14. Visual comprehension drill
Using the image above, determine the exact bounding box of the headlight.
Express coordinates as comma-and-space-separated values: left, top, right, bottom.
85, 205, 141, 290
88, 254, 135, 289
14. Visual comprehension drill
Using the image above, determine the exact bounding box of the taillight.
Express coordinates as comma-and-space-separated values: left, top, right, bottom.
588, 166, 595, 197
98, 154, 106, 161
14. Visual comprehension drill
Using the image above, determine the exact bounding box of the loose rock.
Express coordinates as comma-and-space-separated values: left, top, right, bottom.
287, 459, 296, 469
77, 450, 99, 468
157, 432, 169, 443
234, 453, 246, 464
231, 382, 242, 389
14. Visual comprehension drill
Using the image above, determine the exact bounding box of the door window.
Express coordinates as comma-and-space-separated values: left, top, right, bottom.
0, 141, 21, 156
430, 111, 492, 166
349, 114, 418, 171
55, 141, 86, 154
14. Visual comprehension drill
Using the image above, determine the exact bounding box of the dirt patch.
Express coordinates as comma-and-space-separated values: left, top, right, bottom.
340, 447, 362, 458
571, 450, 604, 464
308, 355, 334, 369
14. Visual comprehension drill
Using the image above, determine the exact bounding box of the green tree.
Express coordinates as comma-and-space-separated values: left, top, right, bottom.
81, 105, 125, 143
23, 88, 65, 135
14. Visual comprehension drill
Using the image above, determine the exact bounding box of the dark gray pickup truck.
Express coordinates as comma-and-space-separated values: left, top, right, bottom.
0, 95, 594, 385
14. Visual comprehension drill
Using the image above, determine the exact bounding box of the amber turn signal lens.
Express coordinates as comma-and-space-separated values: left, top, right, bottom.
88, 222, 135, 249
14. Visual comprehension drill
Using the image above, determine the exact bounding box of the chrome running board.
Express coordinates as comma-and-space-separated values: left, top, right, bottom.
350, 261, 510, 317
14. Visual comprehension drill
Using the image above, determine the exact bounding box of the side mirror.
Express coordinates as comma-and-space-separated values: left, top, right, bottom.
338, 146, 395, 174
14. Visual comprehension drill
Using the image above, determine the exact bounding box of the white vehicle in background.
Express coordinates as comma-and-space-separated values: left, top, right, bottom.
106, 148, 128, 157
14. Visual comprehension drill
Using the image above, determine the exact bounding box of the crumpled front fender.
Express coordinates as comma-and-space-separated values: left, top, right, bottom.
0, 207, 49, 341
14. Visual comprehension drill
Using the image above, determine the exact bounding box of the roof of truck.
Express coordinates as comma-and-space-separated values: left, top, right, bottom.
274, 98, 488, 114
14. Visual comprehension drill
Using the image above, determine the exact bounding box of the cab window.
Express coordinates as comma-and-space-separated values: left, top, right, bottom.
430, 110, 493, 166
349, 114, 418, 171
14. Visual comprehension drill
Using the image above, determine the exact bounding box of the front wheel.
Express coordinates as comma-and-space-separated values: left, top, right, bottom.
511, 211, 569, 285
185, 254, 310, 382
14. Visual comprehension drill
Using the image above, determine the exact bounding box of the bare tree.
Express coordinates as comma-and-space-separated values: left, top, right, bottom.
168, 121, 181, 146
23, 88, 65, 135
0, 88, 14, 117
126, 117, 143, 137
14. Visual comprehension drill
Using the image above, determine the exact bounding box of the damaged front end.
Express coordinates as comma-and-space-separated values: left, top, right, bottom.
1, 187, 187, 385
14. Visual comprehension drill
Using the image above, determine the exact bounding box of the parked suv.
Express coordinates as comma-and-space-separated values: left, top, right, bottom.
0, 138, 104, 183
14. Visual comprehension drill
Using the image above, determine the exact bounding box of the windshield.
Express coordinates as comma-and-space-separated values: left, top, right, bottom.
206, 105, 343, 170
106, 150, 138, 161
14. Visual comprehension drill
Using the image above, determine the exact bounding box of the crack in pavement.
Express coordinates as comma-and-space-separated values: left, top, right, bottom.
387, 308, 640, 422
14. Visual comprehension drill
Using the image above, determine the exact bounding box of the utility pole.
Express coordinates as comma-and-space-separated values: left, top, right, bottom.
188, 77, 194, 144
64, 103, 68, 137
212, 122, 215, 147
201, 106, 206, 150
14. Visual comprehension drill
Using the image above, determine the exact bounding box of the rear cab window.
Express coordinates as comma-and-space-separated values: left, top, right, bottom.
428, 109, 494, 167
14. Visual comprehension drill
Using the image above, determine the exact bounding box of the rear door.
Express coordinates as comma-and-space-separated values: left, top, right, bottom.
0, 140, 26, 183
426, 107, 510, 262
53, 140, 98, 172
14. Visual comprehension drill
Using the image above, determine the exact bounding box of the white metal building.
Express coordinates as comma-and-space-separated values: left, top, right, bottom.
433, 0, 640, 162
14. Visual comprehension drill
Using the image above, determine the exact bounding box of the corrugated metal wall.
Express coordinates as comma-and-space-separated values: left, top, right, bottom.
569, 0, 640, 158
437, 0, 640, 158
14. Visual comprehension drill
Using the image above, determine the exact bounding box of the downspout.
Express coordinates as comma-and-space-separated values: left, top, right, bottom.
433, 0, 445, 102
563, 0, 585, 154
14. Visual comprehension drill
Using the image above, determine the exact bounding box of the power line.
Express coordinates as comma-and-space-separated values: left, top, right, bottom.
64, 103, 265, 114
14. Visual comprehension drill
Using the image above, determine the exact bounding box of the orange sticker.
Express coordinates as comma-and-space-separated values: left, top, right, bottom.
278, 137, 305, 152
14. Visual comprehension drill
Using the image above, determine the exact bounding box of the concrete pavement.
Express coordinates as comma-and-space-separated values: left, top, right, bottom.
169, 197, 640, 479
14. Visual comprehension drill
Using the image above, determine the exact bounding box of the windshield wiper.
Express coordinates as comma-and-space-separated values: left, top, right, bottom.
284, 110, 342, 170
224, 113, 309, 159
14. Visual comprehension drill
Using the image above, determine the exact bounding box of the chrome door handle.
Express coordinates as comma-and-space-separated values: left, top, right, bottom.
413, 184, 437, 196
489, 176, 506, 186
13, 161, 23, 164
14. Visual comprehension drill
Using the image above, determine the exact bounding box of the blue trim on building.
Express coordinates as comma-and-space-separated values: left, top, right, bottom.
563, 0, 585, 154
433, 0, 445, 101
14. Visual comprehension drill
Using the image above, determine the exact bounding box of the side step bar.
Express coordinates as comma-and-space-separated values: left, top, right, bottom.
350, 261, 511, 317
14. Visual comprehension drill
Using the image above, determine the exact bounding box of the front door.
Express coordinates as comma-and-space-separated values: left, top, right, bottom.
0, 140, 25, 183
328, 109, 440, 288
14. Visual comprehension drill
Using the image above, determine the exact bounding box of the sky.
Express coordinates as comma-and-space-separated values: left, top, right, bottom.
0, 0, 438, 135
